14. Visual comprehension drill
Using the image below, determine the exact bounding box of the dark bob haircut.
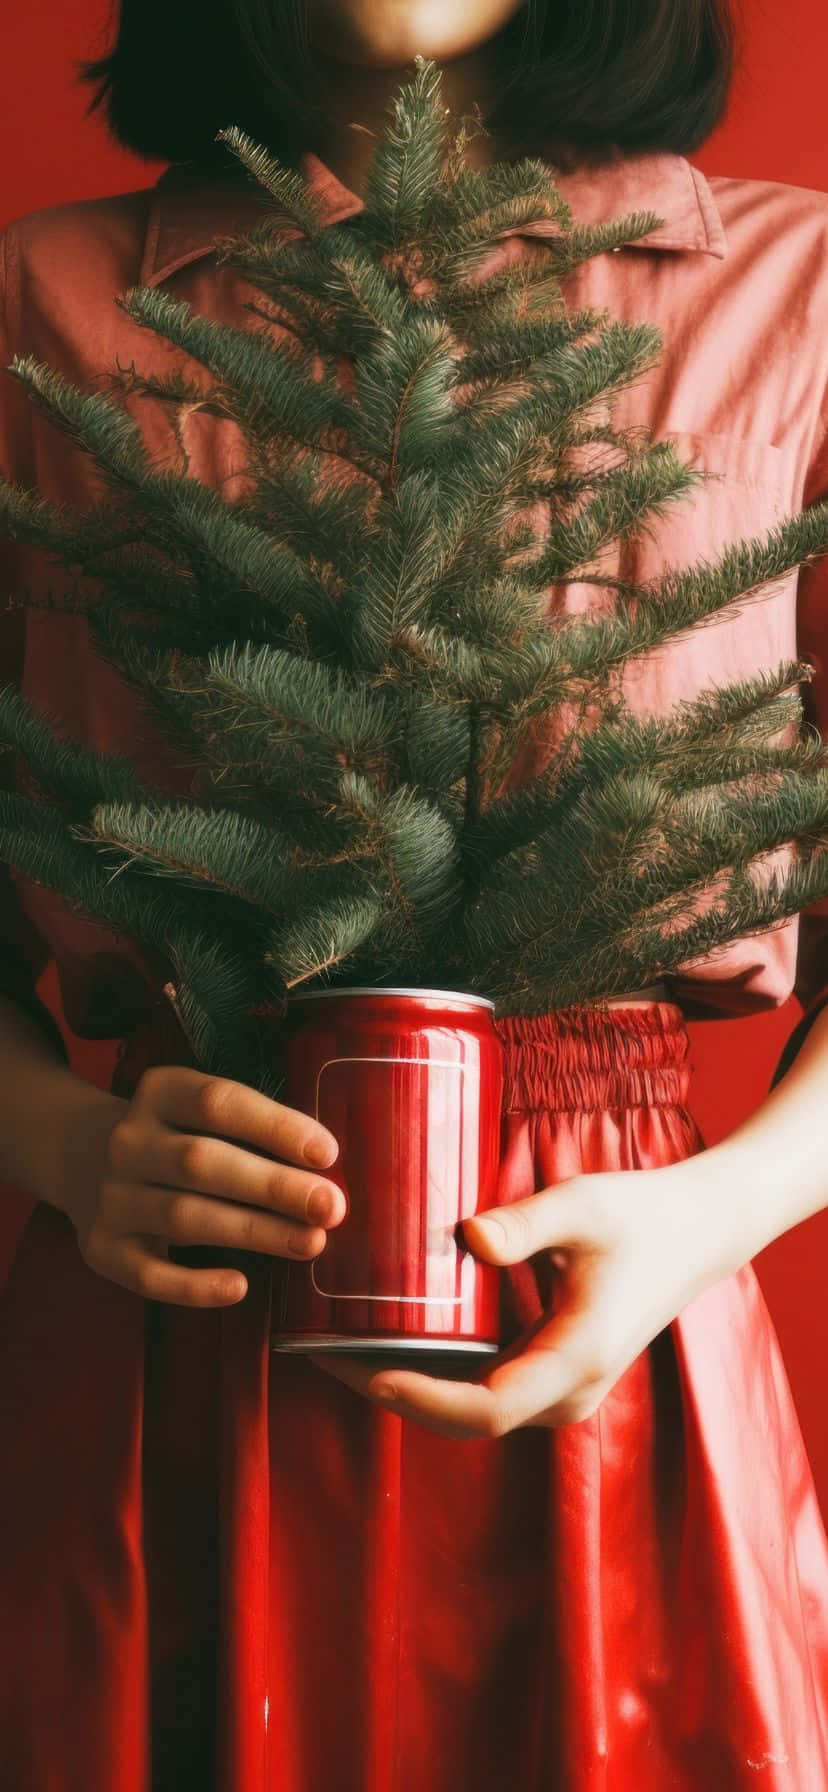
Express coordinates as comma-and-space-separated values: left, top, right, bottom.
80, 0, 736, 175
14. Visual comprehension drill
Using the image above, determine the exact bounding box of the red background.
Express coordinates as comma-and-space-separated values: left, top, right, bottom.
0, 2, 826, 1504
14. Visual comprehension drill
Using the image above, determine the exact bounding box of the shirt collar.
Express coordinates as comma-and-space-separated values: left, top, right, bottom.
138, 144, 727, 289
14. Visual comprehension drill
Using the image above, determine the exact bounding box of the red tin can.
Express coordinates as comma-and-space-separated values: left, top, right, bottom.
272, 987, 503, 1357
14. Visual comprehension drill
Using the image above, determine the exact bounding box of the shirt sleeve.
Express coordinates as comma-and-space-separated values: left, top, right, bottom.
0, 222, 67, 1060
771, 403, 828, 1084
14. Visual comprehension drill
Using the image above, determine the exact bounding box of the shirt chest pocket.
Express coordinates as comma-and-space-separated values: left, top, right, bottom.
619, 429, 793, 580
614, 430, 799, 714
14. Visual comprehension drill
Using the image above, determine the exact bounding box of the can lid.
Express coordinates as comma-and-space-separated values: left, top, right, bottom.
288, 985, 495, 1011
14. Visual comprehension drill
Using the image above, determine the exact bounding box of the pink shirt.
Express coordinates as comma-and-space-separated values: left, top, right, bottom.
1, 147, 827, 1048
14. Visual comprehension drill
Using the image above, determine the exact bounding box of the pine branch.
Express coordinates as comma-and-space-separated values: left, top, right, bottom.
350, 473, 447, 666
0, 686, 148, 810
118, 286, 353, 449
0, 479, 142, 571
536, 441, 707, 582
221, 229, 410, 355
473, 765, 828, 990
85, 800, 318, 915
7, 356, 151, 481
337, 770, 463, 943
195, 641, 398, 779
558, 508, 828, 689
454, 307, 597, 386
215, 127, 324, 240
361, 56, 447, 245
265, 892, 386, 989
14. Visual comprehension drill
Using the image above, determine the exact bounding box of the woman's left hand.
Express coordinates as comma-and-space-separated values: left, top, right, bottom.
309, 1157, 754, 1437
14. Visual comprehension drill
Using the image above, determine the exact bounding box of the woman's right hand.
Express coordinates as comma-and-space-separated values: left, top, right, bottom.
70, 1064, 343, 1308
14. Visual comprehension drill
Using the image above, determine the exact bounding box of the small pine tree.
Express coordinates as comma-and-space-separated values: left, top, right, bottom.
1, 59, 827, 1092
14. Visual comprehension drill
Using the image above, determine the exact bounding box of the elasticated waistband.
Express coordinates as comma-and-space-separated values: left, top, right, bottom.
112, 998, 690, 1116
494, 1002, 690, 1114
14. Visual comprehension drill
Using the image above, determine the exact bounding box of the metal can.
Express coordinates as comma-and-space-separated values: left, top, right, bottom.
272, 986, 503, 1356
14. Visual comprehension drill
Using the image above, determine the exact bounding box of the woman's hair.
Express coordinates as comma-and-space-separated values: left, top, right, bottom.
80, 0, 736, 173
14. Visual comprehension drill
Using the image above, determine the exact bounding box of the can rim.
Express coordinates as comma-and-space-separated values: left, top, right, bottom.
287, 984, 495, 1011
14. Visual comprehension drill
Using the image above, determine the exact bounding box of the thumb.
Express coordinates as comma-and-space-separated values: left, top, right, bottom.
463, 1183, 584, 1265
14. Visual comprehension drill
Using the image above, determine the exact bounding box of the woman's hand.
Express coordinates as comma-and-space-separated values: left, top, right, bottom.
311, 1155, 753, 1436
66, 1064, 343, 1308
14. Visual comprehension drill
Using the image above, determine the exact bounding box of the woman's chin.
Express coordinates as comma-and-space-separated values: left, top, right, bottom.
308, 0, 526, 69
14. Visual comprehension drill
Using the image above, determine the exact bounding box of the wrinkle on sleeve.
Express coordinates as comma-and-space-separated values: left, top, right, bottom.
0, 223, 67, 1061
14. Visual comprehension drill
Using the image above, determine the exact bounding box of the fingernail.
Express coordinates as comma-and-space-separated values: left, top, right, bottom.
307, 1185, 344, 1225
374, 1379, 399, 1405
303, 1134, 337, 1168
471, 1213, 507, 1243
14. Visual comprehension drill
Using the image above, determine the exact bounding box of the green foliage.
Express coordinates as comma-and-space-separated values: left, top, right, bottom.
360, 58, 448, 243
1, 58, 827, 1079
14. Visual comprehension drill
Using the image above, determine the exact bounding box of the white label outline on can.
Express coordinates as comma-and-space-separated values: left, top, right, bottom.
310, 1054, 474, 1305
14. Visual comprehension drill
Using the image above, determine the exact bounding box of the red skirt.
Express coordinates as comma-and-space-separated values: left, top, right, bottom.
0, 1002, 826, 1791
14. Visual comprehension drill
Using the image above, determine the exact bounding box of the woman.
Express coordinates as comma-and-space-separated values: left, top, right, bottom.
0, 1, 827, 1787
